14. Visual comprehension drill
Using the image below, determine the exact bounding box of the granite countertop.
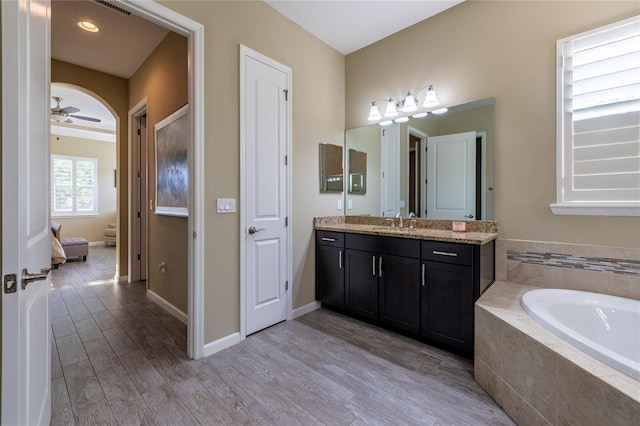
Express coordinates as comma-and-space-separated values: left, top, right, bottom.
314, 216, 497, 245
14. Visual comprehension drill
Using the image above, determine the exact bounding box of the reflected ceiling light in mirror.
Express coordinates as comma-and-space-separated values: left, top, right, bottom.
422, 85, 439, 108
412, 112, 428, 118
367, 102, 382, 121
394, 116, 409, 123
379, 120, 393, 126
384, 99, 398, 117
432, 107, 449, 114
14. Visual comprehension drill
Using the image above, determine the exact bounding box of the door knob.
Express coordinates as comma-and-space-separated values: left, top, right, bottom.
21, 267, 51, 290
248, 226, 265, 235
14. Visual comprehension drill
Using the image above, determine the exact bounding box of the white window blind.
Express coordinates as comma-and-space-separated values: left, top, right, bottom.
553, 16, 640, 216
51, 154, 98, 216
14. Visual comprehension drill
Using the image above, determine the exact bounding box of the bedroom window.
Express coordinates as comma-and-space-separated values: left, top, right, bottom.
552, 16, 640, 216
51, 154, 98, 217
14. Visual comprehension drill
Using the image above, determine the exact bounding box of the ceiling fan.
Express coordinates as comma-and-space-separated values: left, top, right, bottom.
50, 96, 101, 123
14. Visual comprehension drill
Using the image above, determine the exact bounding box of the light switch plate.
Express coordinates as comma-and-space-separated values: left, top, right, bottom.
217, 198, 236, 213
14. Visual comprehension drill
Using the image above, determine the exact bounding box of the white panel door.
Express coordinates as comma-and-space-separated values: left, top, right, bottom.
2, 0, 52, 424
427, 131, 476, 220
244, 53, 289, 336
380, 124, 400, 217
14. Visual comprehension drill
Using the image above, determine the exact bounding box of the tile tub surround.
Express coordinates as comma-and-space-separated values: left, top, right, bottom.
475, 281, 640, 426
497, 239, 640, 300
314, 216, 498, 245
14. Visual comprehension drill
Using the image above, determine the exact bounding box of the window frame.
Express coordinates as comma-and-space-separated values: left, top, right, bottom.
51, 154, 99, 217
551, 15, 640, 217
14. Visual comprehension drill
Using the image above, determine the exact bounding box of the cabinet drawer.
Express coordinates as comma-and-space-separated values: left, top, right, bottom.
422, 241, 473, 266
379, 236, 420, 258
317, 231, 344, 247
345, 233, 378, 251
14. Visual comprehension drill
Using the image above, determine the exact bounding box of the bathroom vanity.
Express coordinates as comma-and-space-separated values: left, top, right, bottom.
315, 217, 496, 354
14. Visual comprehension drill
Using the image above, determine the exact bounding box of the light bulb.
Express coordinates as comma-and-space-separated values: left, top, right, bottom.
394, 116, 409, 123
379, 120, 393, 126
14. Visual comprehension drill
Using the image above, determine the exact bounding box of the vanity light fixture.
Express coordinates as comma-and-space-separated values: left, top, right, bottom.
367, 102, 382, 121
366, 85, 443, 124
383, 98, 399, 117
78, 21, 100, 32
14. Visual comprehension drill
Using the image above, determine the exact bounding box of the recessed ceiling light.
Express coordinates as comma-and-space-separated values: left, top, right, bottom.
78, 21, 99, 33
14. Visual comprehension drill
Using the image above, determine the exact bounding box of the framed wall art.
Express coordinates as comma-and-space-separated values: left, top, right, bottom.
154, 104, 189, 217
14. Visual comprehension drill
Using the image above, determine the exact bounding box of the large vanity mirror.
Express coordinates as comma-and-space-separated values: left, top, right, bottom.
344, 98, 495, 220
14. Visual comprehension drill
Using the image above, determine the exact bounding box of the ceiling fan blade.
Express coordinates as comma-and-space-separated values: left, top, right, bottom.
69, 115, 101, 123
60, 106, 80, 114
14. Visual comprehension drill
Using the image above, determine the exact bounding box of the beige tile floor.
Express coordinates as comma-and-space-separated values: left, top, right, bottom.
51, 245, 513, 425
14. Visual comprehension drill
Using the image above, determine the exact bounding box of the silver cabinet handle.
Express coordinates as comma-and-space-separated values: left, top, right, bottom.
432, 250, 458, 257
464, 214, 474, 218
422, 263, 426, 287
248, 226, 265, 235
21, 267, 51, 290
322, 237, 336, 242
338, 250, 343, 269
379, 256, 383, 278
372, 255, 376, 276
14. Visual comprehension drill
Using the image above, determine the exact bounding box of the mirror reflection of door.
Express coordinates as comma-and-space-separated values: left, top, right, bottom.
426, 131, 477, 220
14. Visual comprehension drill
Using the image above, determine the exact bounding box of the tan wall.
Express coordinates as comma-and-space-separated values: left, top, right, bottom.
129, 32, 189, 314
158, 0, 345, 343
346, 1, 640, 248
51, 60, 130, 275
51, 134, 117, 242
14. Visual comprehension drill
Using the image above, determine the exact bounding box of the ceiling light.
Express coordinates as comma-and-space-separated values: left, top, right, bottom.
422, 85, 439, 108
379, 120, 393, 126
367, 102, 381, 121
383, 99, 398, 118
412, 112, 428, 118
78, 21, 99, 33
432, 107, 449, 115
394, 116, 409, 123
402, 92, 417, 113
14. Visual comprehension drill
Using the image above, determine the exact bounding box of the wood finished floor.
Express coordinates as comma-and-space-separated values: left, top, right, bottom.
51, 246, 514, 425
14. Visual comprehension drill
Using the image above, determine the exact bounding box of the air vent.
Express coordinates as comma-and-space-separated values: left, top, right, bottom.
92, 0, 131, 16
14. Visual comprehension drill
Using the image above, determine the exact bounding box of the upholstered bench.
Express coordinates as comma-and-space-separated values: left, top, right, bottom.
51, 221, 89, 262
62, 237, 89, 261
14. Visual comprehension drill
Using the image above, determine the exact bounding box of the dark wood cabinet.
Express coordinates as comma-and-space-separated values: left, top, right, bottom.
315, 228, 495, 355
420, 240, 494, 353
315, 231, 345, 309
344, 248, 378, 320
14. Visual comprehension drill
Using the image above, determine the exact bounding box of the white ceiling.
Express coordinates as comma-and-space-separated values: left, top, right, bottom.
50, 0, 464, 132
264, 0, 464, 54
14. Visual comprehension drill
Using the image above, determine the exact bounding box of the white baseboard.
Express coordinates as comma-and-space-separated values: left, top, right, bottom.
291, 301, 320, 319
202, 332, 241, 358
147, 289, 188, 325
89, 241, 105, 246
117, 275, 128, 283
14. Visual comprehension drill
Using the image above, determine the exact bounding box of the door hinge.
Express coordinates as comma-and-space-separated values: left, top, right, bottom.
137, 211, 140, 218
137, 254, 141, 260
283, 89, 289, 101
425, 178, 428, 184
193, 231, 197, 239
285, 155, 288, 165
285, 280, 289, 291
137, 171, 141, 177
285, 217, 288, 227
137, 129, 141, 135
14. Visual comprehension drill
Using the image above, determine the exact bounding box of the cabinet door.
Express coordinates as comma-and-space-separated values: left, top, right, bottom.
316, 245, 344, 308
421, 261, 473, 351
345, 249, 378, 320
379, 255, 420, 334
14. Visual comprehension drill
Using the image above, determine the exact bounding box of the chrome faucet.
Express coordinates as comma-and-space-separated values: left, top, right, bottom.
409, 212, 417, 218
395, 213, 403, 228
385, 218, 395, 228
